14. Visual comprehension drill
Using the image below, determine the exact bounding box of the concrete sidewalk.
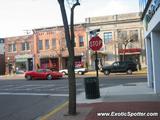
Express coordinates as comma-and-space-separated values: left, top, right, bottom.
45, 81, 160, 120
0, 74, 25, 80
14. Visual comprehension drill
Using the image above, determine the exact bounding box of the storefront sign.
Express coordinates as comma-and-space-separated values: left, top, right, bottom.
144, 0, 160, 30
15, 54, 33, 62
15, 54, 33, 59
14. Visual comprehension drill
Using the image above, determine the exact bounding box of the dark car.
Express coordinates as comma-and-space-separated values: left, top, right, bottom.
101, 61, 137, 75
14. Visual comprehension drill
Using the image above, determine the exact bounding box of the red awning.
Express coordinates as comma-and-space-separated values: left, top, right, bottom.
118, 48, 141, 54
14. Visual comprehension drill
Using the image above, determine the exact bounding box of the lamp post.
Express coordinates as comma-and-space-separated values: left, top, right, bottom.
7, 57, 11, 75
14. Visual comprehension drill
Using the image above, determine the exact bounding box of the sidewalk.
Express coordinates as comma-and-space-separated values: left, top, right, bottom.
45, 80, 160, 120
0, 74, 25, 80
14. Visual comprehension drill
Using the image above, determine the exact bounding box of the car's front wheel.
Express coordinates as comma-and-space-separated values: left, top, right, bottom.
62, 71, 67, 75
47, 74, 53, 80
127, 69, 132, 74
104, 70, 110, 75
25, 75, 32, 80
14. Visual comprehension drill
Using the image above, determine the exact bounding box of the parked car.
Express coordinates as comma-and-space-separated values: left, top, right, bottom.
59, 67, 88, 75
25, 69, 63, 80
101, 61, 137, 75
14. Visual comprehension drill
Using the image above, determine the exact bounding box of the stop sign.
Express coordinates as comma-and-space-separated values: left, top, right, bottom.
89, 36, 102, 51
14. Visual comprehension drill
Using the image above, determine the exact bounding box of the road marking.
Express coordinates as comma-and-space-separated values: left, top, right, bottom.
39, 101, 68, 120
0, 92, 69, 97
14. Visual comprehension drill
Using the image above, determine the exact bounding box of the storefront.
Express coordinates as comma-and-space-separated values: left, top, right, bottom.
118, 48, 142, 70
15, 54, 34, 72
40, 58, 59, 70
143, 0, 160, 94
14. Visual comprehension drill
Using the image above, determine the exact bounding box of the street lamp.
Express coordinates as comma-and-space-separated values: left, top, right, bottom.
7, 57, 11, 74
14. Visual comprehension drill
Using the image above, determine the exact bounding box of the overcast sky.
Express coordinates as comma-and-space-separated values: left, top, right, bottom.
0, 0, 139, 38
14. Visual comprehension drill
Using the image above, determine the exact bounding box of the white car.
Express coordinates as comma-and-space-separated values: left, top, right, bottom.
59, 68, 88, 75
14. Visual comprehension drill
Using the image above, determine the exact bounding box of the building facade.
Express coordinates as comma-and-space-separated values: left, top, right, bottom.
141, 0, 160, 94
86, 12, 146, 69
0, 38, 5, 75
5, 35, 34, 74
33, 24, 87, 70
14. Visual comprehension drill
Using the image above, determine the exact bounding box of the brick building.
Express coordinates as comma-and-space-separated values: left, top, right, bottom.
33, 24, 87, 70
5, 35, 34, 74
0, 38, 5, 75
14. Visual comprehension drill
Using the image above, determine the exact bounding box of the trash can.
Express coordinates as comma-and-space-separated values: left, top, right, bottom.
84, 77, 100, 99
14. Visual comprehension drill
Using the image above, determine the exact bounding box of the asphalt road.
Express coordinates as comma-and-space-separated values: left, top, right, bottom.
0, 75, 147, 120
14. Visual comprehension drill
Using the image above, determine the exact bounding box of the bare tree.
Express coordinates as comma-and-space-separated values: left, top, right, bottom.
118, 30, 137, 61
57, 0, 80, 115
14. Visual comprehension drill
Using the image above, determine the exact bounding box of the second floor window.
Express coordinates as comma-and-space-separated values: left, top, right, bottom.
38, 40, 43, 50
79, 36, 84, 47
104, 32, 112, 44
8, 43, 16, 52
8, 44, 12, 52
52, 39, 56, 48
21, 42, 30, 51
13, 44, 16, 51
45, 39, 49, 49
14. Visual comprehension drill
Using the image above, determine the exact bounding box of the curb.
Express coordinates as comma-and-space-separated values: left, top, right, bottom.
39, 101, 68, 120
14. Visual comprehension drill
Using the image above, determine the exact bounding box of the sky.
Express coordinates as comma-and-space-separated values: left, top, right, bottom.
0, 0, 140, 38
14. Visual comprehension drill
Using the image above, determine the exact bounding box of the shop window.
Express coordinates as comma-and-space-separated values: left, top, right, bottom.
104, 32, 112, 44
38, 40, 43, 50
79, 36, 84, 47
45, 39, 49, 49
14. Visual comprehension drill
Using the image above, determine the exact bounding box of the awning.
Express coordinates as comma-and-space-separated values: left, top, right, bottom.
118, 48, 141, 54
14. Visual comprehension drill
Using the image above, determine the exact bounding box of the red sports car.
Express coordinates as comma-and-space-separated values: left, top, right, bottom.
25, 69, 63, 80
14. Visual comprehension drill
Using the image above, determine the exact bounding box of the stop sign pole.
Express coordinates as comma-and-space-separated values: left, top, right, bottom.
89, 36, 103, 78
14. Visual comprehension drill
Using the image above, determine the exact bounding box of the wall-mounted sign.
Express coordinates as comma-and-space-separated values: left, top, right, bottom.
144, 0, 160, 31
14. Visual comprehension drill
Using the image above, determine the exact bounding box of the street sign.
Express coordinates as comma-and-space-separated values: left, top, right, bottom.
89, 36, 102, 51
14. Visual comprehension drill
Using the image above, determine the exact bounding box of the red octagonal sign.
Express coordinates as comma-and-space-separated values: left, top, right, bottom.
89, 36, 103, 51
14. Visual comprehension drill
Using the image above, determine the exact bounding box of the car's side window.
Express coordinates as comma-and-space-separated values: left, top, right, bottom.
113, 62, 119, 66
120, 62, 125, 67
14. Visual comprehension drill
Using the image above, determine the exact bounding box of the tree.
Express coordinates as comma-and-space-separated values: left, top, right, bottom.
57, 0, 80, 115
118, 30, 137, 61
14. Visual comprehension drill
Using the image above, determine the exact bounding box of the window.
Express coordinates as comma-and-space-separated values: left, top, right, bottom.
8, 44, 16, 52
79, 36, 84, 47
38, 40, 43, 50
8, 44, 12, 52
13, 44, 16, 51
52, 38, 56, 48
104, 32, 112, 44
45, 39, 49, 49
21, 42, 30, 51
130, 30, 138, 41
22, 43, 25, 51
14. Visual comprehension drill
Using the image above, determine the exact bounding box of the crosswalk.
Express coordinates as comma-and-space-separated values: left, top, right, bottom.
0, 83, 84, 96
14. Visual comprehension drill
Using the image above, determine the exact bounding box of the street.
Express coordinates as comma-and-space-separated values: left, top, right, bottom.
0, 74, 147, 120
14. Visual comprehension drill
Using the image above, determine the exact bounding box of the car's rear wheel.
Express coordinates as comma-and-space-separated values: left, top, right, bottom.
47, 74, 53, 80
127, 69, 132, 74
26, 75, 32, 80
104, 70, 110, 75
